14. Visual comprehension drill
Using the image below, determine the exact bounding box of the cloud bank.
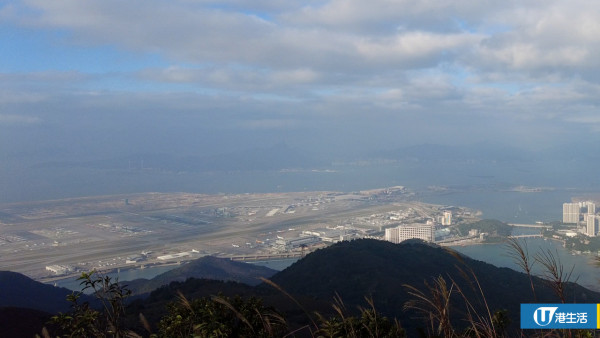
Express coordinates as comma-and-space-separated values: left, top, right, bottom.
2, 0, 600, 160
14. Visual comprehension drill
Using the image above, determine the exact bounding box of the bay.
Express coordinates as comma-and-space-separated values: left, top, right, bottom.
451, 237, 600, 292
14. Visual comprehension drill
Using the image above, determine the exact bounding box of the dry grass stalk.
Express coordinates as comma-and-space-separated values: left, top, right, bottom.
404, 275, 455, 337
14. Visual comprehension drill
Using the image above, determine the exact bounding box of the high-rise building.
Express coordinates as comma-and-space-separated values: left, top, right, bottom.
563, 203, 580, 224
441, 211, 452, 226
385, 224, 434, 243
587, 215, 597, 237
587, 202, 596, 215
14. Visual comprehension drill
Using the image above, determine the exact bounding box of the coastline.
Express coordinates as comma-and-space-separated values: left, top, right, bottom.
448, 231, 600, 292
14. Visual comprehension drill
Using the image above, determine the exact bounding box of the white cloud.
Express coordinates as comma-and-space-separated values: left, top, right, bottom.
473, 1, 600, 73
11, 0, 600, 76
355, 31, 481, 65
11, 0, 478, 72
4, 0, 600, 150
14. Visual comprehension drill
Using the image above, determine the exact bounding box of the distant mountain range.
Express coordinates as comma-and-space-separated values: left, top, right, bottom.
376, 142, 600, 163
35, 143, 328, 172
3, 239, 600, 336
34, 141, 600, 173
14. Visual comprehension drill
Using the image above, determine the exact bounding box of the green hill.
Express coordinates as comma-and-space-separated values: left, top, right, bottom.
268, 239, 600, 333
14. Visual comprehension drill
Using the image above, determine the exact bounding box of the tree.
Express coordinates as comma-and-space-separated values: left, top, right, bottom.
49, 271, 132, 338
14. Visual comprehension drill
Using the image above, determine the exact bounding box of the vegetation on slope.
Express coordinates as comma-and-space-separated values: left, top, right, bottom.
456, 219, 513, 241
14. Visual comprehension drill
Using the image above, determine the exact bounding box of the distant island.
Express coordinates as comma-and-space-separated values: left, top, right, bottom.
507, 185, 554, 193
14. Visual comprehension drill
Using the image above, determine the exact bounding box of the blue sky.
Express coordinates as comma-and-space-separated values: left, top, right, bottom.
2, 0, 600, 162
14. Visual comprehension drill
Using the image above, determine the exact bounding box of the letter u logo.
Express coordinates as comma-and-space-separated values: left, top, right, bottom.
533, 307, 558, 326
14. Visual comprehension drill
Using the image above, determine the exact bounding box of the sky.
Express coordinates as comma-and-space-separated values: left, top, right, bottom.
2, 0, 600, 163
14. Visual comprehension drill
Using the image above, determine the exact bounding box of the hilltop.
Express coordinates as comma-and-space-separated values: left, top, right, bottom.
125, 255, 277, 295
268, 239, 599, 332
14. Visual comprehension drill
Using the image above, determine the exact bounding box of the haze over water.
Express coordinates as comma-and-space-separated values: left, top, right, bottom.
2, 158, 592, 225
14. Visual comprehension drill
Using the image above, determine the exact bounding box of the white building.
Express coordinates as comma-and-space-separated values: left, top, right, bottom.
588, 202, 596, 215
275, 236, 321, 250
385, 224, 434, 244
563, 203, 580, 224
157, 250, 200, 261
587, 215, 597, 237
46, 265, 73, 275
301, 228, 353, 243
441, 211, 452, 226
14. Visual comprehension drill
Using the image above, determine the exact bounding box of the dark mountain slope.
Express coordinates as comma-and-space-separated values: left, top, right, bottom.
125, 256, 277, 295
0, 271, 80, 313
0, 307, 54, 338
125, 278, 333, 334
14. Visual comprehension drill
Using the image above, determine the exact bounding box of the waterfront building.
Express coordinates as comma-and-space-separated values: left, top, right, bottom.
563, 203, 580, 224
385, 224, 434, 243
